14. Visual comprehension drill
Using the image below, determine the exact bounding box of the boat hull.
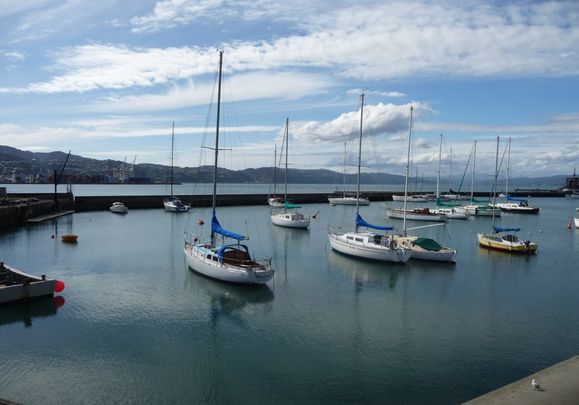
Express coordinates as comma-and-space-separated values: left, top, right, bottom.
163, 199, 190, 212
477, 233, 537, 253
271, 213, 310, 228
463, 205, 501, 217
574, 217, 579, 229
392, 195, 427, 202
328, 233, 410, 263
328, 197, 370, 206
386, 208, 447, 222
184, 242, 273, 285
393, 236, 456, 262
0, 264, 56, 305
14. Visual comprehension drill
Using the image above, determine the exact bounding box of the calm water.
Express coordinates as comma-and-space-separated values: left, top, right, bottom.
1, 198, 579, 404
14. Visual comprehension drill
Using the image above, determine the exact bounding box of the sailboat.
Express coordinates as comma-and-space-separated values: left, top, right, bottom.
431, 134, 468, 219
390, 108, 457, 262
163, 122, 190, 213
328, 142, 370, 205
270, 118, 310, 229
477, 137, 538, 253
267, 144, 284, 207
462, 140, 501, 217
493, 137, 540, 214
328, 94, 410, 263
385, 111, 447, 223
184, 51, 274, 284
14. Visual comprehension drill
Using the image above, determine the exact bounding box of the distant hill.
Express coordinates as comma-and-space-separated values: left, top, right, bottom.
0, 145, 568, 187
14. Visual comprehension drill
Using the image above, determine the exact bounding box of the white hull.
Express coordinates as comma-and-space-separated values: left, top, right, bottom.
328, 232, 410, 263
109, 202, 128, 213
565, 193, 579, 199
184, 242, 273, 284
268, 197, 284, 207
328, 196, 370, 206
393, 235, 457, 262
574, 218, 579, 229
431, 207, 468, 219
271, 212, 310, 228
494, 202, 540, 214
386, 208, 447, 222
392, 195, 427, 202
1, 263, 56, 305
164, 199, 190, 212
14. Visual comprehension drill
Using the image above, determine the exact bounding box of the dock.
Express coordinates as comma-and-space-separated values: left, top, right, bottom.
26, 210, 74, 223
464, 355, 579, 404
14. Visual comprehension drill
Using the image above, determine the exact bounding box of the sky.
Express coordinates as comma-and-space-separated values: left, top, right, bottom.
0, 0, 578, 179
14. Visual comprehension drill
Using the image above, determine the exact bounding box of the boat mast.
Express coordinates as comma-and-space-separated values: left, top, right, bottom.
470, 140, 477, 202
342, 141, 347, 198
492, 136, 499, 230
355, 93, 364, 231
273, 144, 277, 197
506, 137, 511, 198
436, 133, 442, 202
402, 106, 413, 236
170, 122, 174, 196
283, 118, 289, 209
210, 50, 223, 246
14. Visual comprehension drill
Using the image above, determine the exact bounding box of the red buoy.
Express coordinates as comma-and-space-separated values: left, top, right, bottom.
197, 219, 205, 225
54, 280, 65, 293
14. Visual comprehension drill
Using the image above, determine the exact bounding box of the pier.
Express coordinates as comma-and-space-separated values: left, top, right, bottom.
464, 355, 579, 404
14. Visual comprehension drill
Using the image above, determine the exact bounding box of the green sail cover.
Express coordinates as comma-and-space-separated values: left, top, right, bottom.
411, 237, 442, 252
284, 201, 302, 209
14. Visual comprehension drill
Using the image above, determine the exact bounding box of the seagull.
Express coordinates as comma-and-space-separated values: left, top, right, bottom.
531, 379, 543, 391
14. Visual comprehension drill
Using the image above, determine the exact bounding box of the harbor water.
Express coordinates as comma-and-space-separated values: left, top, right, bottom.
1, 197, 579, 404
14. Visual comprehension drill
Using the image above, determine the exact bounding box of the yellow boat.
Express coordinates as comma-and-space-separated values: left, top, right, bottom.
477, 227, 537, 254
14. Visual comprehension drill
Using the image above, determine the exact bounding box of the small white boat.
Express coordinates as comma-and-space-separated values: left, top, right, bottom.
565, 192, 579, 199
493, 200, 540, 214
329, 231, 410, 263
386, 207, 447, 222
109, 202, 128, 213
164, 197, 190, 212
271, 211, 310, 229
431, 207, 468, 219
328, 195, 370, 206
574, 217, 579, 228
267, 197, 285, 207
0, 262, 63, 305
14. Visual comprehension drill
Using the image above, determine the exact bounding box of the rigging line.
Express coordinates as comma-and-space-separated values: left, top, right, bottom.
455, 143, 474, 194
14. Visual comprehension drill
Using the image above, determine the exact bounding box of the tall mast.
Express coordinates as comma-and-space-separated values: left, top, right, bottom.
355, 93, 364, 230
402, 106, 413, 236
170, 121, 174, 196
436, 133, 442, 201
471, 140, 477, 201
342, 141, 347, 198
492, 137, 500, 230
273, 144, 277, 196
284, 118, 289, 208
506, 137, 511, 198
210, 50, 223, 245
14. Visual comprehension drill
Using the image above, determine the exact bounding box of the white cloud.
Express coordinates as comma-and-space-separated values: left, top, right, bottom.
347, 89, 406, 98
2, 51, 25, 61
291, 102, 433, 143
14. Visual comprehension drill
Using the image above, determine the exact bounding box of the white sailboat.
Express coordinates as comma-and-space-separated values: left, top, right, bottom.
391, 108, 457, 262
477, 137, 538, 253
163, 122, 190, 213
271, 118, 310, 229
267, 144, 284, 207
493, 137, 540, 214
462, 140, 502, 217
431, 134, 468, 219
184, 51, 274, 285
328, 94, 410, 263
328, 142, 370, 206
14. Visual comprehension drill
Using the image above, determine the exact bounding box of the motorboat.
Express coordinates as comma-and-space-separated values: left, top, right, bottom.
164, 197, 190, 213
109, 202, 128, 213
0, 262, 64, 305
493, 200, 540, 214
478, 227, 537, 253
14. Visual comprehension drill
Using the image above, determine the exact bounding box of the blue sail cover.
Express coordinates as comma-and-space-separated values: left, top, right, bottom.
507, 195, 528, 203
493, 226, 520, 233
211, 214, 246, 241
356, 213, 393, 231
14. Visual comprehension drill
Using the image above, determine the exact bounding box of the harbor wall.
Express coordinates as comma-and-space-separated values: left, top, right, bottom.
0, 194, 74, 228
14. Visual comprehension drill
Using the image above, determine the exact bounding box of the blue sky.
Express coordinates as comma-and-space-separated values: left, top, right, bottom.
0, 0, 578, 178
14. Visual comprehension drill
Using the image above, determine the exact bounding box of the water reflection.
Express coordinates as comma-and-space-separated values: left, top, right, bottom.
0, 296, 64, 328
187, 270, 274, 328
327, 250, 403, 290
